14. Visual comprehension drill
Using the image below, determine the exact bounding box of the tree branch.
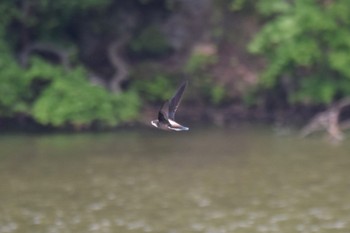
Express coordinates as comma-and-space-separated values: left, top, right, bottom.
107, 35, 130, 93
19, 42, 72, 71
300, 97, 350, 142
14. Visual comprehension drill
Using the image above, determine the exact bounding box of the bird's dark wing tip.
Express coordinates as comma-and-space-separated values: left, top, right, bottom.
168, 80, 188, 119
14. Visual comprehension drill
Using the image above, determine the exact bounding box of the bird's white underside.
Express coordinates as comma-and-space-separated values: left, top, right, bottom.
168, 119, 189, 131
150, 119, 189, 131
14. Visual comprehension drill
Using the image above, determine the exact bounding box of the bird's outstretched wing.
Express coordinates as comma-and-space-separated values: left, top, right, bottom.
158, 110, 169, 123
157, 101, 170, 123
168, 81, 187, 120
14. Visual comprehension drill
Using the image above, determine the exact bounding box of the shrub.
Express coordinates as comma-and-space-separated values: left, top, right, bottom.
27, 58, 140, 128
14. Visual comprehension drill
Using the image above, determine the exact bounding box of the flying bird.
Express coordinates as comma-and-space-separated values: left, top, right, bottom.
151, 81, 189, 131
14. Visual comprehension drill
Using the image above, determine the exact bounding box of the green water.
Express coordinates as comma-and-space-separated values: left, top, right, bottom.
0, 125, 349, 233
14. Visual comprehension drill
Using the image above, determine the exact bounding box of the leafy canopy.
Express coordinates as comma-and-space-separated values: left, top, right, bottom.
0, 0, 140, 128
249, 0, 350, 104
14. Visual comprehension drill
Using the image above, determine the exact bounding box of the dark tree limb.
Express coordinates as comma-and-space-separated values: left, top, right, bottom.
19, 42, 72, 71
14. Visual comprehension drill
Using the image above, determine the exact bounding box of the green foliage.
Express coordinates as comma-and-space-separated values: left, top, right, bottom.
185, 50, 225, 105
254, 0, 290, 15
185, 53, 217, 74
229, 0, 256, 11
199, 81, 226, 106
249, 0, 350, 104
0, 0, 142, 129
0, 1, 18, 52
130, 26, 171, 56
0, 53, 31, 116
210, 85, 226, 105
196, 77, 227, 106
130, 61, 180, 103
33, 80, 140, 128
0, 55, 140, 128
0, 1, 16, 32
133, 74, 175, 102
290, 76, 336, 104
1, 0, 112, 46
26, 58, 140, 128
37, 0, 111, 9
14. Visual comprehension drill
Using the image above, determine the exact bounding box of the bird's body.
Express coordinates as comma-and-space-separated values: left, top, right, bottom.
151, 81, 189, 131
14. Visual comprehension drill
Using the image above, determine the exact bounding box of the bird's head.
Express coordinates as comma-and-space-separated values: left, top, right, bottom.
151, 120, 159, 128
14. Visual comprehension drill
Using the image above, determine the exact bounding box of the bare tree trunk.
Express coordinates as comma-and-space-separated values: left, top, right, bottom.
20, 0, 31, 50
107, 35, 130, 93
300, 97, 350, 142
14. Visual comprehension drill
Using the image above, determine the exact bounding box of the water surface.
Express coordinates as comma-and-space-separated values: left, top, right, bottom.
0, 125, 349, 233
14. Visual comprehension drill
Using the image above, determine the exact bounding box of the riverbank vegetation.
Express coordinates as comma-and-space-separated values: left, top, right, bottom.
1, 0, 350, 131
